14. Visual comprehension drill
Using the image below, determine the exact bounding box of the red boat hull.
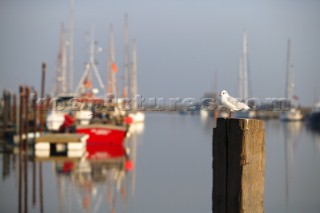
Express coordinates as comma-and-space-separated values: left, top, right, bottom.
86, 145, 125, 160
76, 124, 127, 145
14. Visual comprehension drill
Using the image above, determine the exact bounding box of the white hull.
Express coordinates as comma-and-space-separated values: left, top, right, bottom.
280, 108, 303, 121
129, 112, 145, 123
75, 110, 93, 125
46, 111, 65, 131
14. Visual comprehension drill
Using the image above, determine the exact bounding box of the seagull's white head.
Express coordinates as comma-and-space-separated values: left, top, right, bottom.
220, 90, 229, 97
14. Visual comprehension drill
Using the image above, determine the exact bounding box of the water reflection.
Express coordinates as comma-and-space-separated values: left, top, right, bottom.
54, 155, 128, 212
306, 122, 320, 154
282, 121, 302, 209
1, 115, 320, 212
0, 122, 144, 213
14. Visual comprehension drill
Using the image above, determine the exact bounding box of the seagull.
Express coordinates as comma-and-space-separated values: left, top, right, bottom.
219, 90, 250, 118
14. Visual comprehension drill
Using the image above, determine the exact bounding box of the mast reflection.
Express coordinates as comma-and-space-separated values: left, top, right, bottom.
283, 122, 302, 210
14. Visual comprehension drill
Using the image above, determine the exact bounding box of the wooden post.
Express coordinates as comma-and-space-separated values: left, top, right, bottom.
13, 94, 17, 126
33, 91, 38, 137
18, 148, 22, 213
7, 91, 12, 126
32, 89, 37, 206
39, 161, 44, 213
40, 63, 46, 134
212, 118, 265, 213
25, 87, 30, 148
3, 90, 8, 132
19, 86, 24, 149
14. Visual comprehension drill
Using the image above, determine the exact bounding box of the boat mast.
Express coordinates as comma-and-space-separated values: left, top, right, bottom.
131, 40, 138, 111
242, 30, 249, 100
285, 39, 294, 101
124, 14, 129, 98
75, 27, 105, 96
68, 0, 74, 94
238, 56, 244, 98
108, 24, 117, 97
55, 24, 67, 96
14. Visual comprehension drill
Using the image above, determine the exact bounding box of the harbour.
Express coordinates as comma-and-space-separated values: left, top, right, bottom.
1, 0, 320, 212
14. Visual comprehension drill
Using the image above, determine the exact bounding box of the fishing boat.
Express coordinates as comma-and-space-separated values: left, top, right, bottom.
280, 39, 303, 121
76, 124, 127, 145
74, 25, 129, 145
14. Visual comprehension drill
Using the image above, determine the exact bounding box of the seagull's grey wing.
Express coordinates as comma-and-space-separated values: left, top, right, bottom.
227, 96, 250, 110
236, 101, 250, 110
226, 96, 240, 106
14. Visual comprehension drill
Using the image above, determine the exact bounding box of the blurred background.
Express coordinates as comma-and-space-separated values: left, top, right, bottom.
0, 0, 320, 103
0, 0, 320, 213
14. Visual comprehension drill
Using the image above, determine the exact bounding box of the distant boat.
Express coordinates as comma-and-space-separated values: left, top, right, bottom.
307, 99, 320, 129
280, 39, 303, 121
234, 30, 256, 119
128, 40, 145, 123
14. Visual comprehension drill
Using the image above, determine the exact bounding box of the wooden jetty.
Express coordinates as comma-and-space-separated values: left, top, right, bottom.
212, 118, 265, 213
35, 133, 88, 159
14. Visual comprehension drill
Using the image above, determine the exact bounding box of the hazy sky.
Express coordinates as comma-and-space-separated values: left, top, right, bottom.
0, 0, 320, 105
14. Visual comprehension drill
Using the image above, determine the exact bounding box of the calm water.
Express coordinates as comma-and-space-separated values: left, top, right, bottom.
0, 113, 320, 213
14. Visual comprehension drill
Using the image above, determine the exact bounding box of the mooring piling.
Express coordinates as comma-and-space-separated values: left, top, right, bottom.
39, 63, 46, 134
212, 118, 265, 213
33, 90, 38, 138
25, 87, 30, 149
19, 86, 24, 149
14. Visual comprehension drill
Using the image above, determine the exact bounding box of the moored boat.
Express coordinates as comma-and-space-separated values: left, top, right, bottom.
280, 39, 303, 122
76, 124, 127, 145
307, 100, 320, 129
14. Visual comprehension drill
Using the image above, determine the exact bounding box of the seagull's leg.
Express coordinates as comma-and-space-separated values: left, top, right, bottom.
229, 111, 231, 119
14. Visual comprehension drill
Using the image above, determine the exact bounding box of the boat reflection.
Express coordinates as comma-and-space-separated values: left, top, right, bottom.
53, 134, 141, 213
282, 121, 302, 209
51, 123, 144, 213
306, 121, 320, 154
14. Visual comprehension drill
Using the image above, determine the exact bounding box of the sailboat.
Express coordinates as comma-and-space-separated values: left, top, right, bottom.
122, 15, 144, 123
234, 30, 256, 118
47, 0, 76, 131
46, 24, 73, 132
128, 40, 145, 123
280, 39, 303, 121
306, 99, 320, 129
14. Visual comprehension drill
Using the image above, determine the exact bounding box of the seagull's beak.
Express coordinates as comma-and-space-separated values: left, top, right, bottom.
218, 94, 221, 97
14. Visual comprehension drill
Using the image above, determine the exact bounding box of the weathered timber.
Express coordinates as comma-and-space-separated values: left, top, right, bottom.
33, 91, 38, 138
25, 87, 30, 147
35, 133, 88, 143
39, 63, 46, 134
19, 86, 24, 148
212, 118, 265, 213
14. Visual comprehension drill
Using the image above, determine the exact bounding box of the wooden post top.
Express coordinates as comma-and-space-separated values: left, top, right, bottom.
35, 133, 88, 143
216, 118, 264, 130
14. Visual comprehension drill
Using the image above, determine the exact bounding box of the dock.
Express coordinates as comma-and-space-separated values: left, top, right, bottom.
35, 133, 88, 158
